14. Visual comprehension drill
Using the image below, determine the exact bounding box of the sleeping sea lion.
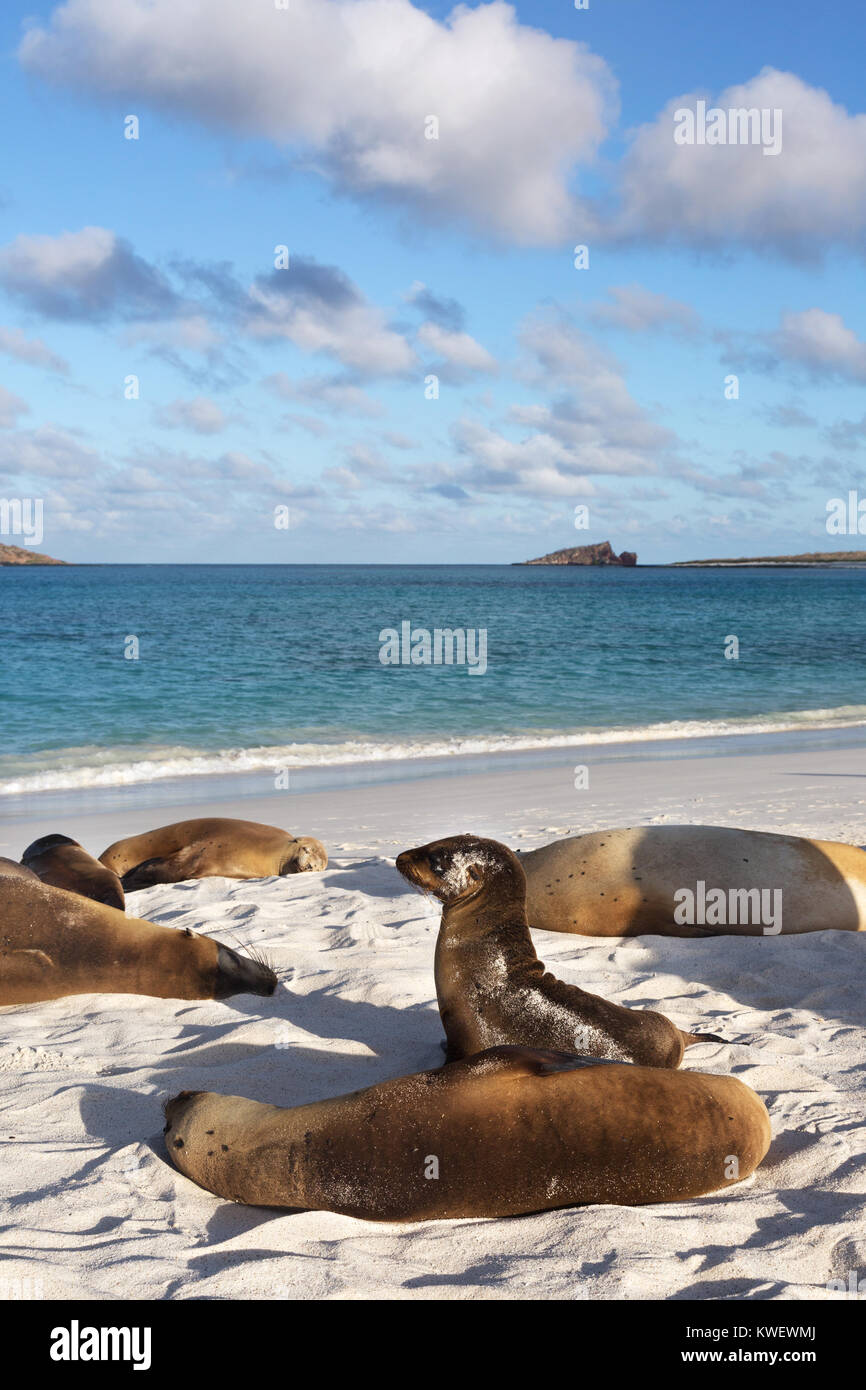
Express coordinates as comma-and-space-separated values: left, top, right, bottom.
100, 817, 327, 889
395, 835, 725, 1067
0, 857, 40, 882
164, 1045, 771, 1219
21, 834, 125, 909
520, 825, 866, 936
0, 875, 277, 1006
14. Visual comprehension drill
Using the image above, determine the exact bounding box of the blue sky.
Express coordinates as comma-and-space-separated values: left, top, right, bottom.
0, 0, 864, 563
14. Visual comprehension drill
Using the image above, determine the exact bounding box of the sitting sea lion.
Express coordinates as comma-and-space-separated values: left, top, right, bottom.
395, 835, 725, 1067
164, 1045, 771, 1219
519, 825, 866, 936
100, 817, 327, 889
21, 834, 125, 910
0, 875, 277, 1006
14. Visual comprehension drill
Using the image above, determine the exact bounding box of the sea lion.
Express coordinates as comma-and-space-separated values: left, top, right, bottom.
21, 834, 125, 910
0, 875, 277, 1006
0, 857, 39, 882
100, 817, 327, 889
395, 835, 723, 1067
520, 825, 866, 936
163, 1045, 771, 1220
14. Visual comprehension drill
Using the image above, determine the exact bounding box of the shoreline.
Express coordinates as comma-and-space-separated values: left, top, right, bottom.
3, 719, 866, 815
3, 727, 866, 857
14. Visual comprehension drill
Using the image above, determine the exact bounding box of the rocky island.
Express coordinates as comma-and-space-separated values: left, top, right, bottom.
519, 541, 637, 567
0, 544, 66, 565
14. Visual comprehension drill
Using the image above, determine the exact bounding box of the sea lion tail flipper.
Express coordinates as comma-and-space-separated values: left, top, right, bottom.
120, 857, 175, 889
682, 1031, 736, 1047
121, 847, 204, 888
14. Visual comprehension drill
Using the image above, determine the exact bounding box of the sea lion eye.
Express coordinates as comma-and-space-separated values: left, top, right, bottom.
429, 852, 447, 875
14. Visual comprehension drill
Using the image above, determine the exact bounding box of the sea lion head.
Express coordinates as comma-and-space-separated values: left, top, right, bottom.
162, 1089, 205, 1134
21, 833, 78, 862
396, 834, 524, 906
283, 837, 328, 874
213, 944, 278, 998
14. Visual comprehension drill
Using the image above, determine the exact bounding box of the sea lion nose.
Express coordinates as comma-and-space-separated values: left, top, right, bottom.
214, 945, 278, 999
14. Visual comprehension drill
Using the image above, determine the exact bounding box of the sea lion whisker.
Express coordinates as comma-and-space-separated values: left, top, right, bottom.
212, 929, 278, 980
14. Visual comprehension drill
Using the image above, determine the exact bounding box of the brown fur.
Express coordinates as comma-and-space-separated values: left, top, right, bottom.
0, 875, 276, 1005
520, 825, 866, 936
21, 834, 125, 910
164, 1046, 771, 1219
100, 817, 327, 889
0, 857, 40, 882
396, 834, 725, 1067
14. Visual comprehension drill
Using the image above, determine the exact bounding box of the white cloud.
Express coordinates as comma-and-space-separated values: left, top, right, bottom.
0, 325, 68, 372
410, 311, 681, 500
417, 321, 497, 376
20, 0, 616, 245
280, 412, 330, 437
774, 309, 866, 382
450, 418, 609, 496
344, 444, 393, 480
614, 69, 866, 257
264, 372, 384, 417
156, 396, 229, 434
124, 315, 221, 353
0, 386, 29, 428
334, 504, 417, 534
0, 425, 101, 477
589, 284, 701, 335
824, 414, 866, 450
245, 261, 415, 375
720, 308, 866, 384
0, 226, 177, 319
322, 465, 363, 492
516, 312, 677, 455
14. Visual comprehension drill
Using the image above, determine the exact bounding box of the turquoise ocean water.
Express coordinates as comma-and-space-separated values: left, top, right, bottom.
1, 563, 864, 797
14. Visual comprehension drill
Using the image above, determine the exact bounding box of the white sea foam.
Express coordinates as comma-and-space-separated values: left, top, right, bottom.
2, 705, 866, 794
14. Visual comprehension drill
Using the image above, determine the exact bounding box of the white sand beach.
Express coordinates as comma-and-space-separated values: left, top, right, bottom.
1, 736, 865, 1301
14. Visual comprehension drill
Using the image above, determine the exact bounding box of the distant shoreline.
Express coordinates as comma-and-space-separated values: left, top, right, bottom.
673, 555, 866, 567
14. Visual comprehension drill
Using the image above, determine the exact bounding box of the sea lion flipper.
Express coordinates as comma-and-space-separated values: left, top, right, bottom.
120, 857, 174, 889
682, 1031, 735, 1047
121, 848, 203, 888
0, 948, 54, 986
